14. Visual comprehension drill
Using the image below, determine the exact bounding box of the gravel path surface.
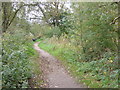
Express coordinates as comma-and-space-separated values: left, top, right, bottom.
34, 42, 87, 88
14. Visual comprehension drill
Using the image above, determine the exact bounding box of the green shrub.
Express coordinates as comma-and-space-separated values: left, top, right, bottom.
2, 30, 34, 88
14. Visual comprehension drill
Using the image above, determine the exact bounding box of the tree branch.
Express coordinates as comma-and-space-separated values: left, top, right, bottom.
30, 18, 42, 20
7, 3, 38, 29
37, 4, 46, 19
7, 5, 23, 28
110, 16, 120, 25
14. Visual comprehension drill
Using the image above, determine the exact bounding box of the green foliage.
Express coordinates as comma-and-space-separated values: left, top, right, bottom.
58, 12, 74, 35
30, 23, 42, 37
2, 29, 34, 88
38, 40, 119, 88
69, 2, 118, 61
2, 15, 44, 88
44, 27, 62, 38
1, 2, 119, 88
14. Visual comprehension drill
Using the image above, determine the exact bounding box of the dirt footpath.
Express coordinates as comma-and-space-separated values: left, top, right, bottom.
34, 42, 87, 88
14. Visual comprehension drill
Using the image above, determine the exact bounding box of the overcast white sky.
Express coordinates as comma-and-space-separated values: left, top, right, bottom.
24, 2, 72, 23
10, 0, 114, 2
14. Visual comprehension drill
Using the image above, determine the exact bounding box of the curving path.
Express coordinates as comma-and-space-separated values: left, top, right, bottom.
34, 42, 87, 88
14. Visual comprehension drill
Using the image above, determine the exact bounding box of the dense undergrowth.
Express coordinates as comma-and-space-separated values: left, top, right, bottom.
38, 38, 118, 88
2, 27, 43, 88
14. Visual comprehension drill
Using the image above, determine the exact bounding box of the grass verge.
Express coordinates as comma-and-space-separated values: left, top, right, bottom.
38, 40, 118, 88
27, 42, 44, 88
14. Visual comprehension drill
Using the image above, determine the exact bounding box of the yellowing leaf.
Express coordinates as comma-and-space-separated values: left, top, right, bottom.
109, 60, 113, 63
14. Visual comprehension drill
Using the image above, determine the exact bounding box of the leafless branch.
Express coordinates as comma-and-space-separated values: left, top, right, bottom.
30, 18, 42, 20
110, 16, 120, 25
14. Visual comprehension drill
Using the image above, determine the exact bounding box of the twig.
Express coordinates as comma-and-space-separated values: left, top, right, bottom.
110, 16, 120, 25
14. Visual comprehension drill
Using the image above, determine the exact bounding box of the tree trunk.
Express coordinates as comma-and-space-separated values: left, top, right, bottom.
2, 2, 8, 32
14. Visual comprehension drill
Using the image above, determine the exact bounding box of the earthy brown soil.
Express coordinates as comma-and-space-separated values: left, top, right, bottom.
33, 42, 87, 88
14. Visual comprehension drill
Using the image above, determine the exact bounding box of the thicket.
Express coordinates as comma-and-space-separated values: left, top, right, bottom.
1, 18, 42, 88
70, 3, 118, 62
